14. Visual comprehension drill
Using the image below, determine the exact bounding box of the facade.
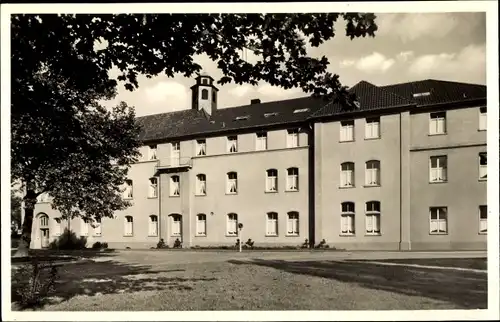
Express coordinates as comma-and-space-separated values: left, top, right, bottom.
27, 75, 488, 251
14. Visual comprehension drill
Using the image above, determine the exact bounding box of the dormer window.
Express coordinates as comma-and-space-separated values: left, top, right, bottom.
293, 108, 309, 114
413, 92, 431, 98
264, 112, 279, 118
235, 115, 250, 121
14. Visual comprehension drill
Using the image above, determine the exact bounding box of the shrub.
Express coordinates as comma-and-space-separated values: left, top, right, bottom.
173, 238, 182, 249
301, 239, 309, 249
91, 241, 102, 249
125, 246, 131, 249
12, 258, 59, 309
48, 228, 87, 250
156, 238, 167, 249
101, 242, 108, 249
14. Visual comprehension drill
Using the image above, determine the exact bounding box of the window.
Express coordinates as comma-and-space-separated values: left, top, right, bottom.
365, 160, 380, 186
430, 207, 447, 234
365, 201, 381, 235
148, 144, 157, 160
227, 213, 238, 236
39, 214, 49, 227
53, 218, 62, 236
286, 167, 299, 191
256, 132, 268, 151
227, 136, 238, 153
365, 117, 380, 139
413, 92, 431, 98
124, 180, 133, 199
287, 212, 299, 236
264, 112, 279, 118
196, 139, 206, 156
124, 216, 133, 236
196, 214, 207, 236
266, 212, 278, 236
202, 79, 208, 85
149, 215, 158, 236
212, 92, 216, 103
429, 112, 446, 135
149, 177, 158, 198
479, 205, 487, 234
340, 162, 355, 187
235, 115, 250, 121
293, 108, 309, 113
479, 107, 487, 130
340, 120, 354, 142
170, 175, 180, 196
429, 156, 447, 183
479, 152, 487, 180
93, 218, 102, 236
266, 169, 278, 192
227, 172, 238, 194
196, 174, 207, 195
81, 218, 89, 236
171, 214, 182, 236
340, 202, 355, 235
287, 129, 299, 148
201, 89, 208, 100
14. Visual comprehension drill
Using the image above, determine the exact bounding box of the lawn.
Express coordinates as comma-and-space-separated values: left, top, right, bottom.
348, 257, 487, 270
11, 256, 487, 311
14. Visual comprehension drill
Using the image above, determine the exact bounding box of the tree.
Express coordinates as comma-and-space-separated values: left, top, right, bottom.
11, 13, 377, 256
11, 185, 23, 236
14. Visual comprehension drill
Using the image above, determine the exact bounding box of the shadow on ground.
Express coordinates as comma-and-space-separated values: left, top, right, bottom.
11, 256, 217, 309
227, 259, 487, 309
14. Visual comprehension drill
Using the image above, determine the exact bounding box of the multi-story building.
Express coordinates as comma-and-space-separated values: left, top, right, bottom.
28, 74, 488, 251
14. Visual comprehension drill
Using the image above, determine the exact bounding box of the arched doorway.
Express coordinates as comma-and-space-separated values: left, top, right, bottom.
37, 213, 50, 248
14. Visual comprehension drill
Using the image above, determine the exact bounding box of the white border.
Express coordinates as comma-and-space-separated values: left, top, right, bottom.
1, 1, 499, 321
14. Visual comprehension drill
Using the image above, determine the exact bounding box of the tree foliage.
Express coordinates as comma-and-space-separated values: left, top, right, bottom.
11, 13, 377, 255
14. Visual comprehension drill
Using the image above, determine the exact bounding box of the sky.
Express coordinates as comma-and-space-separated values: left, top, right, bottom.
101, 12, 487, 117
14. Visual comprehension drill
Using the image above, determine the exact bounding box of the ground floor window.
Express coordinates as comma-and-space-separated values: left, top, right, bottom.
196, 214, 207, 236
170, 214, 182, 236
430, 207, 447, 234
479, 205, 487, 234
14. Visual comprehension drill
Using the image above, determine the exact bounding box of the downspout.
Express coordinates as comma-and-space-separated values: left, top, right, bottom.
158, 162, 162, 244
308, 122, 315, 248
399, 112, 403, 250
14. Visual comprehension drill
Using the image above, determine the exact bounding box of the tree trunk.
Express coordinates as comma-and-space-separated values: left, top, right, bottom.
13, 190, 37, 258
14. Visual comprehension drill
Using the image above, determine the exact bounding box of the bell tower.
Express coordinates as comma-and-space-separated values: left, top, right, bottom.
191, 72, 218, 116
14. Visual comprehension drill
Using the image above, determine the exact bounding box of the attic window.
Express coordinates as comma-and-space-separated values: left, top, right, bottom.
264, 112, 279, 118
353, 100, 361, 108
235, 115, 250, 121
293, 108, 309, 113
413, 92, 431, 98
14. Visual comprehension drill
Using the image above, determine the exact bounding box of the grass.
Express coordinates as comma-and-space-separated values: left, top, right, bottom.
11, 256, 487, 311
349, 258, 487, 270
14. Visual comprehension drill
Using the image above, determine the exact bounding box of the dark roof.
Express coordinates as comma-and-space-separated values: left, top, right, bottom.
311, 80, 413, 118
380, 79, 486, 106
136, 79, 487, 143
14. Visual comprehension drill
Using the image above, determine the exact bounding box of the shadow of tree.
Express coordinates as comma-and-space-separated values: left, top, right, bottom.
11, 259, 217, 308
227, 259, 487, 309
11, 249, 118, 264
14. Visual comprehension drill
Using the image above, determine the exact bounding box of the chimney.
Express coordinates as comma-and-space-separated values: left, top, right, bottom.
251, 98, 261, 105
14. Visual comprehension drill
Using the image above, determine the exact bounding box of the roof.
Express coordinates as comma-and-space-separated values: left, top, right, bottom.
380, 79, 486, 106
311, 81, 413, 118
136, 79, 486, 143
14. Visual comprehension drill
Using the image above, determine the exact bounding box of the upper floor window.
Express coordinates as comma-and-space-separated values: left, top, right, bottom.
365, 117, 380, 139
80, 218, 90, 236
201, 89, 209, 100
227, 172, 238, 194
429, 207, 447, 234
340, 120, 354, 142
287, 129, 299, 148
266, 169, 278, 192
53, 218, 62, 236
429, 156, 447, 183
124, 180, 133, 199
365, 201, 381, 235
170, 175, 180, 196
227, 136, 238, 153
286, 167, 299, 191
149, 177, 158, 198
39, 214, 49, 227
256, 132, 268, 151
341, 202, 355, 235
479, 152, 487, 180
479, 107, 487, 131
479, 205, 487, 234
429, 112, 446, 135
124, 216, 134, 236
196, 139, 206, 156
196, 174, 207, 196
93, 218, 102, 236
148, 144, 157, 160
149, 215, 158, 236
365, 160, 380, 186
340, 162, 355, 188
202, 79, 208, 85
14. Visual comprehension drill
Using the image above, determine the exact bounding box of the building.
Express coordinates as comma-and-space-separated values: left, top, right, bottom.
28, 75, 488, 251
